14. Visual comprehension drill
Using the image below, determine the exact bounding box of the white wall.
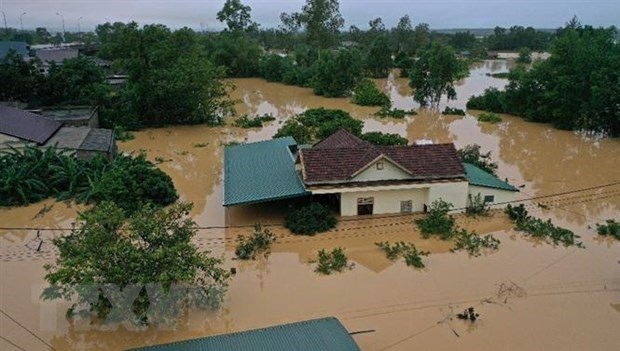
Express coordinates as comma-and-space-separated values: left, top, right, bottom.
428, 181, 470, 210
340, 187, 429, 216
351, 159, 411, 182
468, 185, 518, 209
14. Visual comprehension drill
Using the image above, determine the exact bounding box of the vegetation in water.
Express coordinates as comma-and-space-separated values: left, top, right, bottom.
478, 111, 502, 123
442, 106, 466, 116
457, 307, 480, 322
360, 132, 408, 146
0, 146, 178, 213
465, 193, 491, 217
315, 247, 351, 275
485, 72, 510, 79
113, 126, 135, 141
504, 204, 584, 248
233, 113, 276, 128
596, 219, 620, 240
42, 202, 230, 324
285, 202, 337, 236
466, 87, 506, 112
352, 78, 390, 107
451, 229, 500, 257
516, 46, 532, 64
374, 107, 417, 119
235, 224, 277, 260
457, 144, 499, 176
414, 199, 456, 240
375, 241, 429, 268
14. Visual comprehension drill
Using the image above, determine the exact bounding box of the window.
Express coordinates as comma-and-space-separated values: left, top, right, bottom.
376, 162, 384, 170
484, 195, 495, 203
400, 200, 412, 213
357, 197, 374, 215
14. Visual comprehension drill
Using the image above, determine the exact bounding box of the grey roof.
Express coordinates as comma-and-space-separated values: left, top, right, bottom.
0, 41, 29, 59
129, 317, 361, 351
44, 127, 91, 150
0, 105, 62, 144
35, 48, 79, 63
79, 128, 115, 152
224, 137, 309, 206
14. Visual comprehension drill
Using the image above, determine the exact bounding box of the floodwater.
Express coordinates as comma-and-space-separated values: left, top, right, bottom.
1, 60, 619, 350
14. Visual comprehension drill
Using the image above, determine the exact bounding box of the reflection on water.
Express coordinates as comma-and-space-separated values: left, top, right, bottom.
1, 60, 619, 351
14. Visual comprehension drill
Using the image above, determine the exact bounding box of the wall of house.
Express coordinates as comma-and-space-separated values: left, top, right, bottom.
340, 187, 429, 216
468, 185, 518, 209
428, 181, 470, 210
351, 159, 411, 182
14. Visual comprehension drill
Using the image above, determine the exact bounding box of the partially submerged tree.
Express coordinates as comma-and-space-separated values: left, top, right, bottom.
409, 43, 468, 108
43, 202, 229, 325
280, 0, 344, 50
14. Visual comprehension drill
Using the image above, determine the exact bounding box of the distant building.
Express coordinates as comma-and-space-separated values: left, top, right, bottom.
0, 41, 30, 59
34, 48, 79, 74
0, 105, 116, 160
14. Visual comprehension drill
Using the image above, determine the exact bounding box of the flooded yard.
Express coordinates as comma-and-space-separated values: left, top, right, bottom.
1, 60, 619, 350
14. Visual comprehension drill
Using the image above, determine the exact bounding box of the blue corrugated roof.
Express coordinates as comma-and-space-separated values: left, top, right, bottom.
224, 137, 309, 206
0, 41, 29, 59
128, 317, 361, 351
464, 163, 518, 192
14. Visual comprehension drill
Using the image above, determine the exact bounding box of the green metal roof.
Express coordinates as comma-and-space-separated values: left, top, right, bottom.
464, 163, 518, 192
128, 317, 361, 351
224, 137, 309, 206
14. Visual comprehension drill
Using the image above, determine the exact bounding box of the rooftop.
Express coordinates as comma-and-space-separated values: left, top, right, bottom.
0, 105, 62, 144
35, 48, 79, 64
129, 317, 360, 351
0, 41, 29, 59
301, 129, 465, 184
224, 137, 309, 206
464, 163, 518, 192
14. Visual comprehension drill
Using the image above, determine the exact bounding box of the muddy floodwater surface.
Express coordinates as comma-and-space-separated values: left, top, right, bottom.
1, 60, 619, 350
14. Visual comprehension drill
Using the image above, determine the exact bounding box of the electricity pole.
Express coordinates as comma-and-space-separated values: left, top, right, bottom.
20, 12, 26, 32
56, 12, 65, 41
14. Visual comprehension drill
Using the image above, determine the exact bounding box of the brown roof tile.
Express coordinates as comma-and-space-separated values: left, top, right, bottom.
301, 130, 464, 184
312, 128, 369, 149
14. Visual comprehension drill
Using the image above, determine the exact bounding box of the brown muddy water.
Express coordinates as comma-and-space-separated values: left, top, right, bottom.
1, 60, 619, 350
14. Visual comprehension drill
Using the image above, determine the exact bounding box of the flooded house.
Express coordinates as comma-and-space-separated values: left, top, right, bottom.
33, 48, 79, 74
224, 129, 517, 216
0, 105, 116, 160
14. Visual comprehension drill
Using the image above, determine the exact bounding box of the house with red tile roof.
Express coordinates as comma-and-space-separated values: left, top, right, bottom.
223, 129, 518, 216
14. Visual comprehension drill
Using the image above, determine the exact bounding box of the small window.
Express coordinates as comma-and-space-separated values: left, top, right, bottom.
376, 162, 384, 170
400, 200, 412, 213
484, 195, 495, 203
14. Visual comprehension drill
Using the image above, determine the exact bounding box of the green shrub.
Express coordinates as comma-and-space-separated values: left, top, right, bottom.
361, 132, 408, 146
596, 219, 620, 240
375, 241, 429, 268
375, 107, 417, 119
352, 79, 390, 107
478, 112, 502, 123
505, 204, 529, 222
465, 193, 490, 217
517, 47, 532, 64
234, 113, 276, 128
442, 106, 466, 116
315, 247, 350, 274
235, 224, 277, 260
505, 204, 584, 248
285, 202, 337, 236
451, 229, 500, 257
113, 126, 135, 141
466, 87, 506, 112
457, 144, 498, 175
414, 199, 456, 240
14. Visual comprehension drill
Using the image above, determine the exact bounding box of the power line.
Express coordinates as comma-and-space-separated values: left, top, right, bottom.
0, 309, 56, 351
0, 181, 618, 233
0, 335, 27, 351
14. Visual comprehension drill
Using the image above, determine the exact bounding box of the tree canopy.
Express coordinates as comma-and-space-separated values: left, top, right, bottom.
409, 43, 468, 108
217, 0, 257, 32
43, 202, 229, 325
280, 0, 344, 49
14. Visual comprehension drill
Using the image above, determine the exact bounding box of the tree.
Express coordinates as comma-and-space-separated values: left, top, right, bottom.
42, 202, 229, 325
360, 132, 408, 145
393, 15, 414, 54
280, 0, 344, 49
352, 78, 390, 106
409, 43, 468, 108
516, 47, 532, 64
457, 144, 498, 175
216, 0, 257, 32
0, 50, 42, 102
40, 56, 109, 106
365, 35, 393, 78
312, 48, 363, 97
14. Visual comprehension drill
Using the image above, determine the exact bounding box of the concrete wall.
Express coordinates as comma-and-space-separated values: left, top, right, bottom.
428, 181, 470, 210
468, 185, 518, 209
351, 159, 411, 182
340, 187, 429, 216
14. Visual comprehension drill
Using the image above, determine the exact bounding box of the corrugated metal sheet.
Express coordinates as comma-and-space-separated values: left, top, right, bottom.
35, 48, 79, 63
79, 128, 114, 152
0, 105, 62, 144
0, 41, 29, 59
224, 137, 309, 206
128, 317, 361, 351
464, 163, 518, 192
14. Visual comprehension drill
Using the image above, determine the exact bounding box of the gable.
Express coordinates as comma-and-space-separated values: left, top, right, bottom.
351, 156, 412, 182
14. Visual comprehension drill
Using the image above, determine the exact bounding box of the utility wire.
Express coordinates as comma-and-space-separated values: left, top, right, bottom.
0, 309, 56, 351
0, 335, 27, 351
1, 181, 618, 233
